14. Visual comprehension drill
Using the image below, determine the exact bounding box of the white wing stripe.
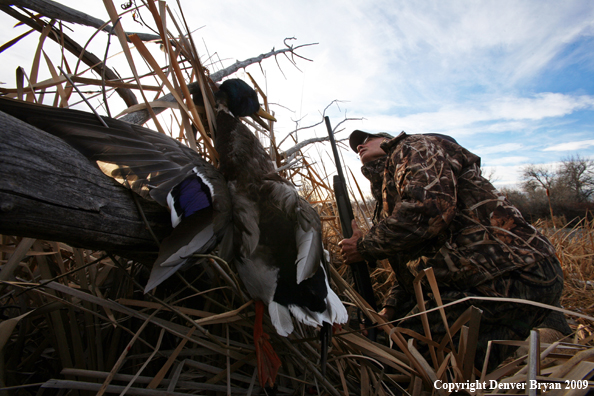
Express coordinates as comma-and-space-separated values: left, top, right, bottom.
192, 166, 215, 196
295, 227, 317, 284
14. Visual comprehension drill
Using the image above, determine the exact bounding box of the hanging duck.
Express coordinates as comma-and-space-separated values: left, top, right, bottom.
0, 79, 348, 388
213, 79, 348, 387
0, 96, 232, 292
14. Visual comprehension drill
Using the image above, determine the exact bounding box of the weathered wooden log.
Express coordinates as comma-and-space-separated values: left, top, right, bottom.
0, 110, 172, 264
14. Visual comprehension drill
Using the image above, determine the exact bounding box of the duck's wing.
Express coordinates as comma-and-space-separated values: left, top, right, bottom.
0, 97, 232, 292
294, 198, 324, 284
262, 176, 322, 284
0, 97, 203, 201
145, 163, 232, 292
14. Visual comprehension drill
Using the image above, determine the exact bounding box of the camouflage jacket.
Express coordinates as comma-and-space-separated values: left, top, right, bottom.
356, 132, 557, 310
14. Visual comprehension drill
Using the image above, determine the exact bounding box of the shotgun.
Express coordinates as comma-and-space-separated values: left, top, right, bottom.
325, 116, 377, 341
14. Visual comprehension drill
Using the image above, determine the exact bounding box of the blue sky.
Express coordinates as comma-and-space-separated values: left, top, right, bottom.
1, 0, 593, 192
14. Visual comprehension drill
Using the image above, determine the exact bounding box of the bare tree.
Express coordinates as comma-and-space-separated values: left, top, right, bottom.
481, 167, 499, 185
521, 164, 555, 192
521, 164, 556, 222
558, 155, 594, 203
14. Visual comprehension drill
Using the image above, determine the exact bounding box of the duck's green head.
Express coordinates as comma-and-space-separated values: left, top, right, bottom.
215, 79, 276, 121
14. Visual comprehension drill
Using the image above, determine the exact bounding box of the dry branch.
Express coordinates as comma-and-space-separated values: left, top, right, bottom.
1, 0, 161, 41
0, 110, 168, 264
121, 42, 317, 125
0, 4, 139, 107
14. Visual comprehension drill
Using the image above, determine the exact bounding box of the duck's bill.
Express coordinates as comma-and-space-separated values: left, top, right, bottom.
257, 107, 277, 122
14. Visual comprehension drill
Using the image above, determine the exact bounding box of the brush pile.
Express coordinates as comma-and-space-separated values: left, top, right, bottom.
1, 1, 593, 395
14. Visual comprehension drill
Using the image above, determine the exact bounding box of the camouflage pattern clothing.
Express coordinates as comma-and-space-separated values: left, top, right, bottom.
397, 255, 564, 370
356, 132, 566, 369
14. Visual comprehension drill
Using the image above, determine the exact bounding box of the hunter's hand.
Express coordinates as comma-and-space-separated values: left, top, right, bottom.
338, 220, 365, 264
378, 306, 396, 323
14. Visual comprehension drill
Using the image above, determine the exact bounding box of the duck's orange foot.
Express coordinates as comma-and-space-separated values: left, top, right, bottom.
255, 330, 281, 388
254, 301, 281, 388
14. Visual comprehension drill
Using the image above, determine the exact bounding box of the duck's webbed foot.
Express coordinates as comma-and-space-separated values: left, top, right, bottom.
254, 300, 282, 388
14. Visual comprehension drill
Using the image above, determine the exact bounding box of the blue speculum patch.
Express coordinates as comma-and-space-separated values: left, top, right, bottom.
176, 177, 212, 218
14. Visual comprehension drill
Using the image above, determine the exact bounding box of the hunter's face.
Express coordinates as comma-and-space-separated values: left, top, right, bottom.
357, 137, 386, 164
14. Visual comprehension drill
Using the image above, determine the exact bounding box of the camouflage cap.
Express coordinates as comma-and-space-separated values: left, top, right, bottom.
349, 130, 394, 153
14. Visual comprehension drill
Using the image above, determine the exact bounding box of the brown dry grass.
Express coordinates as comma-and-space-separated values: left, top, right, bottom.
542, 217, 594, 320
1, 2, 594, 395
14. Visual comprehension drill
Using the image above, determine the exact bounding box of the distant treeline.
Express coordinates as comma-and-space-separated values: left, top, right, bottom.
499, 155, 594, 224
350, 155, 593, 227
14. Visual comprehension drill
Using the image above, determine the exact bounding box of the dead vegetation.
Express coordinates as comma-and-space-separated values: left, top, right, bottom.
1, 1, 594, 395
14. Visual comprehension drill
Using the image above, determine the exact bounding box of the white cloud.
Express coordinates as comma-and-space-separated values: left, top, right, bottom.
333, 1, 594, 105
488, 94, 594, 120
485, 156, 531, 166
474, 143, 525, 155
345, 93, 594, 138
482, 165, 525, 187
543, 140, 594, 151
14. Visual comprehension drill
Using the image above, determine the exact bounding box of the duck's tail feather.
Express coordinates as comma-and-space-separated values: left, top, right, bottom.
324, 284, 349, 325
279, 264, 348, 335
268, 301, 293, 337
288, 305, 323, 328
321, 265, 349, 325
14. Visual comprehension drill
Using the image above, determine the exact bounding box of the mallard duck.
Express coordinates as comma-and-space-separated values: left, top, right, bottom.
0, 79, 348, 388
0, 96, 232, 292
213, 79, 348, 387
